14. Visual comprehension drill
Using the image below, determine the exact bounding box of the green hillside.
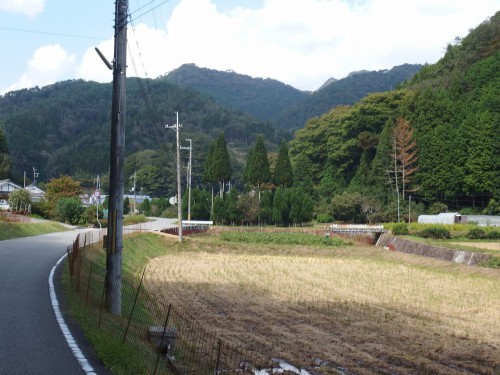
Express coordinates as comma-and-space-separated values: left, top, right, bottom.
290, 12, 500, 215
162, 63, 422, 130
274, 64, 422, 130
0, 78, 284, 195
163, 63, 308, 122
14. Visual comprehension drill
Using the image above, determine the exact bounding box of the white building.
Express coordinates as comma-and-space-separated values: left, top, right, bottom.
418, 212, 462, 225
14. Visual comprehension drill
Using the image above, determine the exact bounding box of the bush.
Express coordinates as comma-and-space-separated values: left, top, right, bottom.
483, 256, 500, 269
427, 202, 448, 215
487, 230, 500, 240
417, 226, 451, 239
316, 213, 333, 223
391, 222, 409, 235
466, 227, 486, 239
55, 197, 83, 225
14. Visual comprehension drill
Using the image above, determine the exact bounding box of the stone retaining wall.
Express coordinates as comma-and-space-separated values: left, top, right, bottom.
376, 234, 492, 266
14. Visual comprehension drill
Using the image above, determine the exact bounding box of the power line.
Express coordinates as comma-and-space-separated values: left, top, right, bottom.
0, 26, 107, 40
128, 0, 171, 24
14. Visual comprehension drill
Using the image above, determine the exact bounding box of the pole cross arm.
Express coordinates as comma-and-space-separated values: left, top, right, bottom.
95, 47, 113, 70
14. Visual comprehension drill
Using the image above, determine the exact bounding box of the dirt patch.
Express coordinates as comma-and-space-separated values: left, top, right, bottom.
144, 236, 500, 375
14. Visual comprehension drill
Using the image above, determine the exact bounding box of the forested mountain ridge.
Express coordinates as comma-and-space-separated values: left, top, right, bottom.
0, 77, 284, 194
290, 11, 500, 216
162, 63, 422, 130
162, 64, 308, 122
274, 63, 423, 130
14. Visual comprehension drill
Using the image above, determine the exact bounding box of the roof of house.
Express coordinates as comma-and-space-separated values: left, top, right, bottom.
0, 179, 23, 192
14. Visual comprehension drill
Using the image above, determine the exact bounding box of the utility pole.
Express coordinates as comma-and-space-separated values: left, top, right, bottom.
408, 195, 411, 223
166, 112, 183, 242
95, 175, 102, 229
181, 139, 192, 221
130, 171, 137, 215
99, 0, 128, 316
32, 167, 39, 184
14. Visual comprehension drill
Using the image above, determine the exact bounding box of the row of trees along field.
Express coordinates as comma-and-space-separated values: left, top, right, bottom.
197, 134, 312, 225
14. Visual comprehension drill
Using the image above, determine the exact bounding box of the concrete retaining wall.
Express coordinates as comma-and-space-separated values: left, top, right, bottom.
376, 234, 492, 266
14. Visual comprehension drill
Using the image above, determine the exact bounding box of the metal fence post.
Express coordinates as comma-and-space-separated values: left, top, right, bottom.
153, 303, 172, 375
85, 262, 94, 307
123, 267, 146, 343
215, 339, 222, 375
98, 273, 106, 328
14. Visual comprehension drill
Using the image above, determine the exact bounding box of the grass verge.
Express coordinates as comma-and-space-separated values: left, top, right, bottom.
62, 233, 173, 375
0, 221, 69, 240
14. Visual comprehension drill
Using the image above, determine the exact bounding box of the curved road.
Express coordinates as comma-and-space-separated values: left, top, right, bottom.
0, 218, 175, 374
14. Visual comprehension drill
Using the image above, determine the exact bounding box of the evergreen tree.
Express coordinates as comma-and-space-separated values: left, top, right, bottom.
259, 190, 273, 224
0, 128, 10, 179
244, 135, 271, 201
272, 187, 289, 225
225, 188, 241, 224
274, 142, 293, 188
292, 154, 314, 196
463, 111, 499, 197
190, 188, 211, 220
203, 143, 216, 214
212, 196, 226, 224
212, 134, 232, 198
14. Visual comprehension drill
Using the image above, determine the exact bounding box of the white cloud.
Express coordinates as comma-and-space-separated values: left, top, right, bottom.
0, 0, 45, 17
27, 0, 500, 91
2, 44, 76, 93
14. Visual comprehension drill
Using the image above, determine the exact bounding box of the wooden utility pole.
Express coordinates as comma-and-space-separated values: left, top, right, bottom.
166, 112, 183, 242
105, 0, 128, 315
181, 138, 192, 221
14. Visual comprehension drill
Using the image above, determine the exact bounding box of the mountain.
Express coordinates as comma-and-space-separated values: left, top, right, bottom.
273, 64, 422, 130
289, 11, 500, 214
162, 64, 308, 122
162, 63, 422, 131
0, 78, 287, 195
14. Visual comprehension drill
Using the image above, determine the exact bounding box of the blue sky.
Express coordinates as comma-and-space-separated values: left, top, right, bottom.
0, 0, 498, 93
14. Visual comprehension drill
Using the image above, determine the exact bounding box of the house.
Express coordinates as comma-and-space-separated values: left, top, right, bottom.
0, 180, 46, 204
25, 185, 46, 202
0, 179, 23, 200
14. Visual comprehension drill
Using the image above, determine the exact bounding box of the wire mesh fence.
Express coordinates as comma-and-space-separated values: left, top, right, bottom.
66, 230, 273, 375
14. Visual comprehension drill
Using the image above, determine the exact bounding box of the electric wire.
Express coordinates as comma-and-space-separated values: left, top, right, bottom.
128, 0, 171, 24
0, 26, 106, 40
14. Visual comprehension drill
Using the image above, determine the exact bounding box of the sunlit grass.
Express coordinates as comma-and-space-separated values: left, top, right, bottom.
0, 221, 69, 240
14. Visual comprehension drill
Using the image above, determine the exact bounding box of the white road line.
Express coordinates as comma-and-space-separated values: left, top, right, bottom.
49, 253, 98, 375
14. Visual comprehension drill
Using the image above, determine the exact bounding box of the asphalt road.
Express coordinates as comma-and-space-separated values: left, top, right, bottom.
0, 218, 176, 375
0, 230, 93, 374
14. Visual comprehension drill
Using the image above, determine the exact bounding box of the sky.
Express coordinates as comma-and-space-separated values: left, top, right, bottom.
0, 0, 498, 94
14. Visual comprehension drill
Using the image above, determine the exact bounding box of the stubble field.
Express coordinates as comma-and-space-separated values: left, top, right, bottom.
144, 232, 500, 374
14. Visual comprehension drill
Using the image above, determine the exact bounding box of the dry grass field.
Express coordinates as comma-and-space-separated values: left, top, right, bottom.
144, 232, 500, 375
449, 242, 500, 252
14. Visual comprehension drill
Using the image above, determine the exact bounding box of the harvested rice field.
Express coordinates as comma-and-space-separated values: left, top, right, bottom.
144, 231, 500, 375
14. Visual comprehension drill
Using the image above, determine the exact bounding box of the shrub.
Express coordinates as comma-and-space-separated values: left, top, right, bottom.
483, 256, 500, 269
316, 213, 333, 223
417, 226, 451, 239
391, 222, 409, 235
55, 197, 83, 225
466, 227, 486, 239
427, 202, 448, 215
486, 230, 500, 240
